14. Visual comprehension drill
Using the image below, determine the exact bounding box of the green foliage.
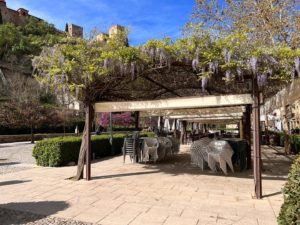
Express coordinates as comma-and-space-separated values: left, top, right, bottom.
32, 132, 155, 167
0, 19, 63, 61
0, 23, 27, 58
268, 131, 300, 153
22, 17, 57, 36
33, 22, 300, 104
278, 155, 300, 224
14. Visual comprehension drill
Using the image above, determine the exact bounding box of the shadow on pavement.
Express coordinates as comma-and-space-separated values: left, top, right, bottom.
0, 180, 31, 186
0, 201, 69, 225
139, 149, 292, 181
93, 170, 160, 180
263, 191, 282, 198
0, 162, 21, 166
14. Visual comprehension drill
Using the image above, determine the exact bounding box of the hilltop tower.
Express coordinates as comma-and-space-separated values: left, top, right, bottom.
96, 32, 109, 43
109, 25, 125, 37
108, 25, 128, 45
0, 0, 6, 8
17, 8, 28, 17
67, 23, 83, 38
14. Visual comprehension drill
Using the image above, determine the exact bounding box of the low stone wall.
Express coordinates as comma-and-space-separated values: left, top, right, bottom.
0, 133, 78, 143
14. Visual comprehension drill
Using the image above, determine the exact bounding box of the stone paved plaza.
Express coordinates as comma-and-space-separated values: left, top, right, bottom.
0, 143, 295, 225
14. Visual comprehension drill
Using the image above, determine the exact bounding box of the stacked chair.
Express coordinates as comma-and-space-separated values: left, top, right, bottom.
190, 138, 234, 175
142, 138, 159, 162
122, 137, 135, 163
190, 137, 212, 171
208, 140, 234, 175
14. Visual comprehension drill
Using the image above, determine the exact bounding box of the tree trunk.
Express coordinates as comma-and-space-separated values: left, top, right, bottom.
283, 131, 291, 155
63, 118, 66, 136
282, 106, 291, 154
72, 104, 94, 181
30, 124, 34, 144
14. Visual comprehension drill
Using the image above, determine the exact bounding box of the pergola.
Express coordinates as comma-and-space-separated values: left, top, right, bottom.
90, 93, 263, 199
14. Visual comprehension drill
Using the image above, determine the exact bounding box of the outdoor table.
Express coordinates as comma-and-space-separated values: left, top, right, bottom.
223, 138, 248, 171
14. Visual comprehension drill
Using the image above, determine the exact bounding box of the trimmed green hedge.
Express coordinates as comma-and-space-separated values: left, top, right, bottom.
278, 155, 300, 224
32, 132, 155, 167
0, 120, 85, 135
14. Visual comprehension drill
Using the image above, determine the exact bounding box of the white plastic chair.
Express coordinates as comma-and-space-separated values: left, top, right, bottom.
190, 137, 212, 171
208, 140, 234, 175
142, 138, 159, 162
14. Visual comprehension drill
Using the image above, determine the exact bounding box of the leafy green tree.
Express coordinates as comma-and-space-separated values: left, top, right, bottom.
33, 31, 142, 179
22, 17, 57, 36
189, 0, 300, 47
0, 74, 58, 143
0, 19, 63, 62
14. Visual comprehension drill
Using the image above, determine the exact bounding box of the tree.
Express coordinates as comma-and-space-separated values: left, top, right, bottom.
0, 9, 3, 25
65, 23, 68, 33
0, 19, 63, 65
98, 112, 133, 128
0, 74, 58, 143
33, 30, 142, 180
189, 0, 300, 47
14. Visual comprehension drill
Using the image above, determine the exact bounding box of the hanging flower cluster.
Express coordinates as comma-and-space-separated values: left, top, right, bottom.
32, 30, 300, 103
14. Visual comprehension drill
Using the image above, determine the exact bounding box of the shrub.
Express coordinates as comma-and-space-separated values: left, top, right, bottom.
268, 131, 300, 154
0, 120, 85, 135
278, 155, 300, 225
33, 132, 155, 167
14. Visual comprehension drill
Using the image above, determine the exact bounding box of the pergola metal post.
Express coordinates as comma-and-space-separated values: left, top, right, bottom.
109, 112, 114, 155
181, 121, 187, 144
174, 119, 177, 138
253, 78, 262, 199
86, 104, 92, 181
134, 111, 140, 130
159, 116, 164, 133
244, 105, 252, 170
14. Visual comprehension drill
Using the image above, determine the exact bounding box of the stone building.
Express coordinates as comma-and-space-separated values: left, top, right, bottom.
0, 0, 39, 26
96, 25, 127, 44
66, 23, 83, 38
0, 0, 83, 38
109, 24, 125, 37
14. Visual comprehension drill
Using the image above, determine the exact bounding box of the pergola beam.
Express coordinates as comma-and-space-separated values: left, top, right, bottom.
169, 113, 244, 119
184, 118, 241, 124
140, 106, 246, 117
95, 94, 253, 113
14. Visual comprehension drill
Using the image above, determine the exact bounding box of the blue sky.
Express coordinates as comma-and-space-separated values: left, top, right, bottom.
7, 0, 195, 45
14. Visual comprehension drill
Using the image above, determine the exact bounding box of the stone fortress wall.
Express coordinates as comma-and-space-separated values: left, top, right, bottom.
0, 0, 126, 40
0, 0, 83, 38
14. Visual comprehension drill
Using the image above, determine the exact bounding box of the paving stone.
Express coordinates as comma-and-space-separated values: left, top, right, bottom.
0, 143, 294, 225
